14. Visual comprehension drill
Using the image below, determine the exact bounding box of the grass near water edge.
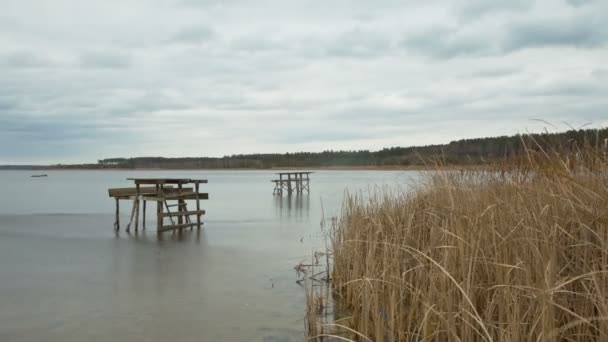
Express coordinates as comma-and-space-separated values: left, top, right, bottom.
307, 136, 608, 341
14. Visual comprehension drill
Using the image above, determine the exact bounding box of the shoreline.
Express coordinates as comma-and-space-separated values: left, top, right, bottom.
1, 165, 479, 172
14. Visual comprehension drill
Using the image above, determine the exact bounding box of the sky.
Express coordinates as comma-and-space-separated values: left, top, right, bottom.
1, 0, 607, 164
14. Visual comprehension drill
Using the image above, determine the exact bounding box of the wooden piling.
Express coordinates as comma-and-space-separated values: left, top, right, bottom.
133, 184, 140, 231
126, 199, 137, 232
156, 184, 163, 231
157, 200, 163, 231
177, 184, 184, 226
115, 198, 120, 231
195, 182, 201, 229
142, 200, 146, 230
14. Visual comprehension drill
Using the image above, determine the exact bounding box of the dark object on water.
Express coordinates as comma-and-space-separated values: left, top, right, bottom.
31, 174, 48, 178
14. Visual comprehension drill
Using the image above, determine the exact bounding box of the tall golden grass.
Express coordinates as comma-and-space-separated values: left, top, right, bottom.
316, 137, 608, 341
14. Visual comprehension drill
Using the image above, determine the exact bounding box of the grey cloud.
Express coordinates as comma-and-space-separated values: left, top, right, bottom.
326, 29, 392, 59
456, 0, 532, 19
469, 67, 521, 78
503, 15, 608, 52
401, 28, 493, 59
229, 36, 288, 53
403, 9, 608, 59
178, 0, 241, 8
592, 69, 608, 79
524, 82, 603, 97
80, 50, 132, 69
0, 113, 103, 142
271, 128, 375, 144
566, 0, 594, 7
171, 26, 216, 44
2, 50, 55, 69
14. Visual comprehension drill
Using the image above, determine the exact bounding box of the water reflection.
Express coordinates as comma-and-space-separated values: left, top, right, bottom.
118, 226, 207, 245
274, 194, 310, 219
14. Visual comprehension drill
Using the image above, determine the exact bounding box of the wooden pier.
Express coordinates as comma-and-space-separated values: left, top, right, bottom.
108, 178, 208, 233
272, 172, 313, 196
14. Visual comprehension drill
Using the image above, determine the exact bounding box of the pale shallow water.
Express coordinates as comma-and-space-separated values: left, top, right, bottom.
0, 170, 420, 342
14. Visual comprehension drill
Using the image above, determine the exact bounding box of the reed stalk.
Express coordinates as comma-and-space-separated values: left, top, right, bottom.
314, 135, 608, 341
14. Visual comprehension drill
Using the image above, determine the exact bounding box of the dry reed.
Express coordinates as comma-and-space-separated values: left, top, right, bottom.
314, 136, 608, 341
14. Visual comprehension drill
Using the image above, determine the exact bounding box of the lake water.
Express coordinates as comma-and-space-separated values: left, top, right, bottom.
0, 170, 420, 342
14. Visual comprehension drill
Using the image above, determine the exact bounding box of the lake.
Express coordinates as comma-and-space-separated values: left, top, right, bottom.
0, 170, 420, 342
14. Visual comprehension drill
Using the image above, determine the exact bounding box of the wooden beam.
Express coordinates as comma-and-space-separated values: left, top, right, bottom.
127, 178, 208, 185
162, 210, 205, 217
108, 186, 173, 197
142, 193, 209, 201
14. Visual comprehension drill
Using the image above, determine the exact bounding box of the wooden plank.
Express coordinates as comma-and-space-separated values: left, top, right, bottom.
127, 178, 208, 185
169, 193, 209, 200
142, 193, 209, 201
275, 172, 314, 175
108, 186, 173, 197
162, 210, 205, 217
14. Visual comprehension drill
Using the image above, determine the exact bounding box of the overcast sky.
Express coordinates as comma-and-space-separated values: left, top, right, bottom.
1, 0, 607, 164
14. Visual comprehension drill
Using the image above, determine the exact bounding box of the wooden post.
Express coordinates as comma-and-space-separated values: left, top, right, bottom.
156, 184, 162, 231
287, 173, 292, 194
279, 173, 283, 196
177, 184, 184, 226
142, 200, 146, 230
114, 198, 120, 231
295, 173, 299, 194
126, 199, 137, 232
299, 173, 303, 193
306, 173, 310, 193
196, 182, 201, 229
134, 183, 140, 231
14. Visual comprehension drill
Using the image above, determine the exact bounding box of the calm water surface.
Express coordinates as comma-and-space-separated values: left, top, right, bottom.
0, 170, 420, 342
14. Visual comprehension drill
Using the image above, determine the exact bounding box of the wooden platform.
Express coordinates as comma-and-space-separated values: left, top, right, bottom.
272, 172, 313, 196
108, 178, 208, 233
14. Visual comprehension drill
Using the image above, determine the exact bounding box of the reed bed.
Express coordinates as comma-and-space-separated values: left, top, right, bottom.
315, 141, 608, 341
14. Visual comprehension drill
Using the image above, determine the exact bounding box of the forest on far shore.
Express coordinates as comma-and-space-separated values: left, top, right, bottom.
4, 127, 607, 170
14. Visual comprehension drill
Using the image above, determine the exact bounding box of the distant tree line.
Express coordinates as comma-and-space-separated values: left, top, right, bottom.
14, 127, 608, 170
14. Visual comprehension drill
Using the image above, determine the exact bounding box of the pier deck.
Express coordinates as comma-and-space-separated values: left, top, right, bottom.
108, 178, 208, 233
272, 172, 313, 196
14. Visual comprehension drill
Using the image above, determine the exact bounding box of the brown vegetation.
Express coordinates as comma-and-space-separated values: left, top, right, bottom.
309, 135, 608, 341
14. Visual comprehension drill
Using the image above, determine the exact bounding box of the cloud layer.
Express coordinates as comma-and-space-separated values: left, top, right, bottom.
1, 0, 607, 163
